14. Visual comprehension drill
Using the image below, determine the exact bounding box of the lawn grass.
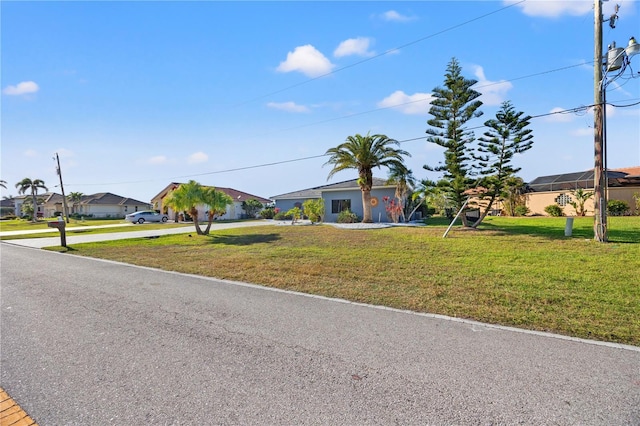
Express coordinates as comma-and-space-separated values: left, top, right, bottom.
48, 216, 639, 345
0, 218, 193, 240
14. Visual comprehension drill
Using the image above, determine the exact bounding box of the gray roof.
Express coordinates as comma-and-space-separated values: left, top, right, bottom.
271, 177, 391, 200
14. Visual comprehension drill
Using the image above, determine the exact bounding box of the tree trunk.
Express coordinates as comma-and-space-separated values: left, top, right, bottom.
203, 212, 214, 235
361, 190, 373, 223
471, 194, 497, 228
190, 207, 203, 235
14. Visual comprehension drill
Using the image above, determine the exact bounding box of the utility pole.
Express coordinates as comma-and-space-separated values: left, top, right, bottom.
593, 0, 607, 242
55, 152, 71, 223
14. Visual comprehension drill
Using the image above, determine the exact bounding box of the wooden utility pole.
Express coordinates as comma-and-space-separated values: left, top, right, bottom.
593, 0, 607, 242
55, 152, 71, 223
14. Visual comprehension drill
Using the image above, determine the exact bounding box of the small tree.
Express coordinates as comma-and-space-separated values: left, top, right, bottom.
302, 199, 325, 224
501, 177, 528, 216
164, 180, 205, 235
201, 187, 233, 235
241, 199, 264, 218
68, 192, 84, 214
568, 188, 593, 216
286, 207, 302, 224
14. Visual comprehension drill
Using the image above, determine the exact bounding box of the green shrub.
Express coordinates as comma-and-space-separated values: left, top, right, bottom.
607, 199, 629, 216
337, 208, 359, 223
274, 211, 292, 220
302, 199, 325, 223
260, 207, 276, 219
514, 205, 529, 216
544, 204, 564, 217
285, 207, 302, 223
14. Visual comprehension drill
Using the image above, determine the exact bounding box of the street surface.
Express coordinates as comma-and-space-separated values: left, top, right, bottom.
1, 243, 639, 425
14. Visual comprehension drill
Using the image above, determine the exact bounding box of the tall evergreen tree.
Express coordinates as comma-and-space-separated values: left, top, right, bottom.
471, 100, 534, 227
424, 58, 483, 227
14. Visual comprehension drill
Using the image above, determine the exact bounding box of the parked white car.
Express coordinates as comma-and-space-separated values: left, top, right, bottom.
125, 210, 169, 224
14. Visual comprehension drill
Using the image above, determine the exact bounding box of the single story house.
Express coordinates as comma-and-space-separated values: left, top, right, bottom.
526, 166, 640, 216
13, 192, 151, 219
151, 182, 272, 222
271, 177, 398, 223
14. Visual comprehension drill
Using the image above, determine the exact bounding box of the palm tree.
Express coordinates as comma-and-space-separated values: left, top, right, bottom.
569, 188, 594, 216
201, 187, 233, 235
68, 192, 84, 214
15, 178, 47, 222
325, 133, 410, 223
0, 180, 6, 189
163, 180, 205, 235
387, 165, 416, 222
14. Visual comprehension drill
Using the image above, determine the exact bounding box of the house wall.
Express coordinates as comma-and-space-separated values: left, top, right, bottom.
527, 186, 639, 216
273, 199, 310, 215
322, 188, 396, 222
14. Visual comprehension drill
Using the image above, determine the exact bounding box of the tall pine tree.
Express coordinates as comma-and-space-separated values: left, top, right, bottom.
471, 100, 534, 227
424, 58, 483, 226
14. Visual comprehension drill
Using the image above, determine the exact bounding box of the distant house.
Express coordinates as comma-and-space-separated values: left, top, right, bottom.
271, 178, 397, 222
526, 166, 640, 216
151, 182, 272, 222
14, 192, 151, 219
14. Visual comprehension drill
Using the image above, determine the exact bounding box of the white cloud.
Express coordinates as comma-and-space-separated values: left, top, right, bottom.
148, 155, 168, 165
378, 90, 433, 115
504, 0, 592, 18
276, 45, 334, 78
24, 149, 38, 157
334, 37, 375, 58
267, 101, 310, 113
471, 65, 512, 106
3, 81, 39, 96
545, 107, 577, 123
188, 151, 208, 164
380, 10, 416, 22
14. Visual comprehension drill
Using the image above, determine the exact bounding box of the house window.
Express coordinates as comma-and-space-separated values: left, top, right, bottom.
331, 199, 351, 214
555, 193, 572, 207
124, 206, 128, 212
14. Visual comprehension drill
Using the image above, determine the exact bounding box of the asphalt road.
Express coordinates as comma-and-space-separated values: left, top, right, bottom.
1, 243, 639, 425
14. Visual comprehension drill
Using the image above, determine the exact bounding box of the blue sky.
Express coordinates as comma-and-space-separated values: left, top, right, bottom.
2, 0, 639, 203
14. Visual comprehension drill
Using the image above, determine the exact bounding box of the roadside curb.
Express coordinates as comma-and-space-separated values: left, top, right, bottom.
0, 388, 38, 426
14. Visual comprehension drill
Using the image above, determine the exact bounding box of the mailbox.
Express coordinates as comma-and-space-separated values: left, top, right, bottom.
47, 217, 67, 247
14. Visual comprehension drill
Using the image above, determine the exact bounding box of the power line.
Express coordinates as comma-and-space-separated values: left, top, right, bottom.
68, 102, 620, 187
233, 0, 526, 107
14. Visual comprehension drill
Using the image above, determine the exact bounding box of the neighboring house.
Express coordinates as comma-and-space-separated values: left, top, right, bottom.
526, 166, 640, 216
151, 182, 272, 222
14, 192, 65, 218
271, 178, 397, 223
74, 193, 151, 218
14, 192, 151, 219
0, 198, 16, 216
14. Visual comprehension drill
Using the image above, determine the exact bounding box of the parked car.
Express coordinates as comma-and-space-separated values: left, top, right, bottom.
125, 210, 169, 224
